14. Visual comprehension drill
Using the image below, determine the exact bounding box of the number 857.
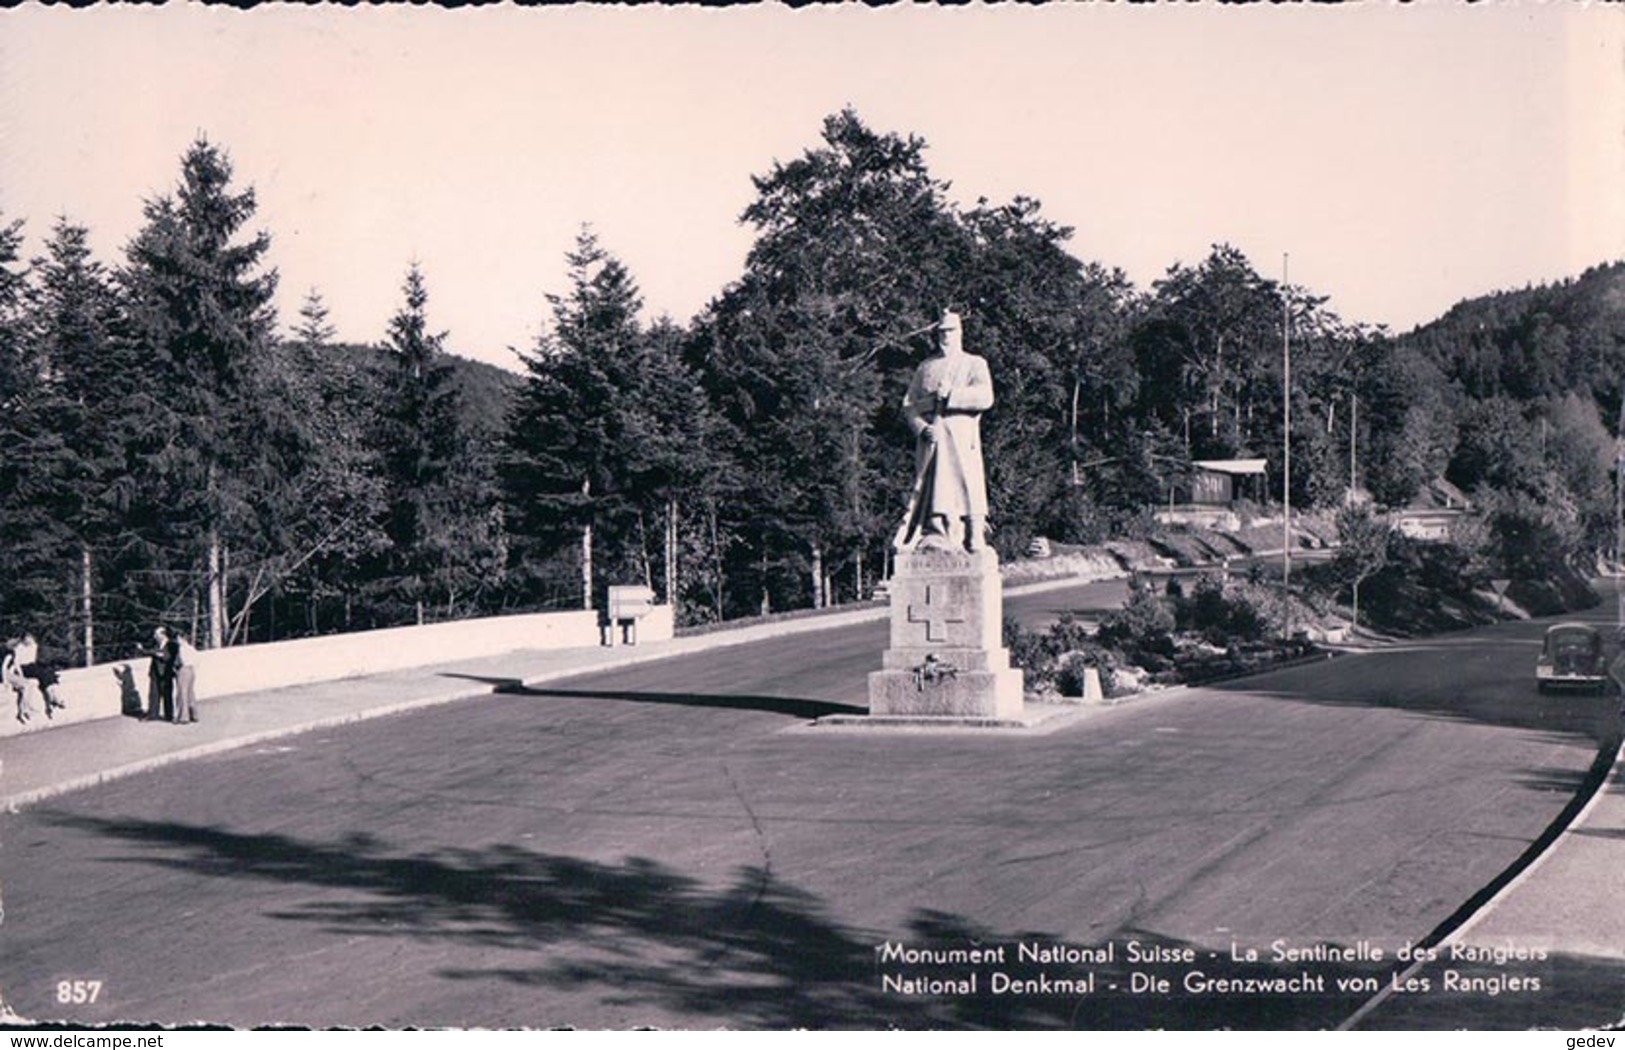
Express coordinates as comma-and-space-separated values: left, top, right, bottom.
56, 980, 102, 1004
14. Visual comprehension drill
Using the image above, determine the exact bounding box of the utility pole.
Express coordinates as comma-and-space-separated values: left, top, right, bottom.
1282, 254, 1292, 632
1616, 388, 1624, 637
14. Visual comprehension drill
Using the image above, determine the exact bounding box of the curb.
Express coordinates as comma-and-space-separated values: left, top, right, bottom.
1440, 734, 1625, 947
1, 683, 494, 812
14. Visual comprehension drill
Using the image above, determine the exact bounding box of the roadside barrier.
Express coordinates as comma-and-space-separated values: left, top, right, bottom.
1, 607, 633, 739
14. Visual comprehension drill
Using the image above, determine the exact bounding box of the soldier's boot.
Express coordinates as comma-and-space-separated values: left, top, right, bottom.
963, 515, 986, 552
917, 515, 956, 552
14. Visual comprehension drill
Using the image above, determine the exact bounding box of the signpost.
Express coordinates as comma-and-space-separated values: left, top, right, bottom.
1491, 578, 1511, 617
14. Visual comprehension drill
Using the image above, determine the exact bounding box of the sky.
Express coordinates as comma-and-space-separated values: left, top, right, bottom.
1, 3, 1621, 373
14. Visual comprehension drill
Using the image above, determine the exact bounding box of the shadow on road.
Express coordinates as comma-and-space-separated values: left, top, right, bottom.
47, 811, 1612, 1029
493, 684, 863, 721
431, 673, 862, 721
1513, 765, 1593, 796
438, 672, 526, 690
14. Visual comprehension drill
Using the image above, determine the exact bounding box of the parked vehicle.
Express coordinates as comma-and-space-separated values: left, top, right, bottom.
1535, 623, 1609, 693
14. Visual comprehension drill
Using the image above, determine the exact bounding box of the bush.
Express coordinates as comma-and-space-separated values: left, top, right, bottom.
1171, 574, 1271, 646
1004, 614, 1129, 698
1055, 648, 1117, 698
1098, 582, 1176, 662
1178, 575, 1230, 640
1004, 616, 1053, 682
1357, 532, 1496, 630
1046, 611, 1094, 654
1224, 585, 1271, 641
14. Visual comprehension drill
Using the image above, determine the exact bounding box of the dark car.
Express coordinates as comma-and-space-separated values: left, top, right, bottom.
1535, 623, 1608, 694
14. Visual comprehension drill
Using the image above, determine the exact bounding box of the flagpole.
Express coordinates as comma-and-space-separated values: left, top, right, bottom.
1615, 387, 1624, 637
1283, 254, 1292, 634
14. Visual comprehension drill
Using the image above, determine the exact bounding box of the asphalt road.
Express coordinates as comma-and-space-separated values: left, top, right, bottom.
0, 586, 1615, 1030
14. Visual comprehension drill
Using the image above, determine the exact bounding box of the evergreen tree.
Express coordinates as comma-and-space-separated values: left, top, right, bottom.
212, 285, 395, 642
622, 316, 733, 621
294, 287, 337, 347
375, 262, 467, 624
0, 214, 58, 640
121, 138, 279, 648
23, 219, 145, 661
0, 215, 24, 363
505, 229, 668, 609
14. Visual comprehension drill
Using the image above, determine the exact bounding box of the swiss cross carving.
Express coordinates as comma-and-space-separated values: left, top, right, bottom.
907, 584, 965, 643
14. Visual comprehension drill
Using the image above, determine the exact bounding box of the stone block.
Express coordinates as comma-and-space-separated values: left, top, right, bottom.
868, 546, 1024, 720
887, 548, 1004, 652
868, 667, 1025, 719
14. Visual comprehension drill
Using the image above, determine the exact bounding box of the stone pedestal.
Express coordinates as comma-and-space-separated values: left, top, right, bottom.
867, 548, 1024, 720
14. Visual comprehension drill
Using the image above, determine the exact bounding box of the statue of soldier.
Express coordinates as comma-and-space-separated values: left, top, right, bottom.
896, 310, 995, 553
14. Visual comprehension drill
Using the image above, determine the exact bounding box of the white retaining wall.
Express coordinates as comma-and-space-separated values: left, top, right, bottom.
2, 607, 642, 738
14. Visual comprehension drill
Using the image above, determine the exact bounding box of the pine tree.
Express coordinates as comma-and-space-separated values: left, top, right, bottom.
293, 288, 337, 347
376, 262, 465, 624
504, 229, 645, 610
24, 219, 144, 661
121, 138, 279, 648
0, 214, 59, 640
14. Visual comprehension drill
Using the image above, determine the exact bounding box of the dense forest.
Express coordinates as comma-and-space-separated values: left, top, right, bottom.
2, 109, 1621, 665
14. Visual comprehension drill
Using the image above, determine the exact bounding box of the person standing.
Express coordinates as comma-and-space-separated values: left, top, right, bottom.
171, 632, 200, 724
146, 626, 176, 723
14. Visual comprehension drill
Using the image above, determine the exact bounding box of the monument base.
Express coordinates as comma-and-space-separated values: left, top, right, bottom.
867, 546, 1024, 721
867, 666, 1025, 719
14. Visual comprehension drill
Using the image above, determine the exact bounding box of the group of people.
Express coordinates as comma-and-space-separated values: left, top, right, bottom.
145, 625, 200, 724
3, 625, 203, 727
3, 633, 68, 723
